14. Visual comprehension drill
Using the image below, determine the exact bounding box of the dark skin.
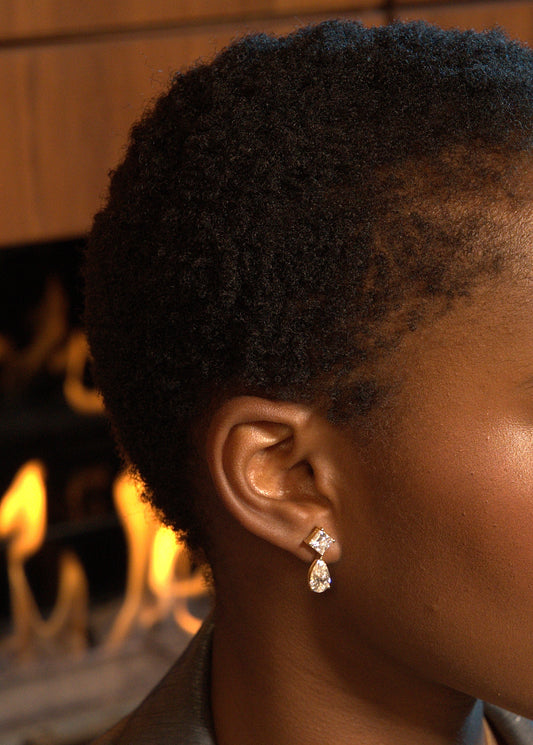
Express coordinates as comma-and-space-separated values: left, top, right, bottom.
204, 207, 533, 745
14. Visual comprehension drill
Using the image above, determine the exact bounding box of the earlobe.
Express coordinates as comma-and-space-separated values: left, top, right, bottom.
205, 396, 341, 562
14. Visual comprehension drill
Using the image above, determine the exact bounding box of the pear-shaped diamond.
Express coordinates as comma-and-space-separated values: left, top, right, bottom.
308, 558, 331, 593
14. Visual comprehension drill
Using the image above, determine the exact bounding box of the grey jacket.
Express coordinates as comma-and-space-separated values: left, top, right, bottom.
92, 617, 533, 744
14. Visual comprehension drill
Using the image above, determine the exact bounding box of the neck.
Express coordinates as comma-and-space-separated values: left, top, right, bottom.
210, 597, 486, 745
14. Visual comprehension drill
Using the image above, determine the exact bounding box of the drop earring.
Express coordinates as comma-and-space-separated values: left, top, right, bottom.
304, 527, 335, 593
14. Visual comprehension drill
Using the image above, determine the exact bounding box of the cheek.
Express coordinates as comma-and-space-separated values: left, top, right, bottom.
336, 418, 533, 710
391, 420, 533, 590
361, 406, 533, 588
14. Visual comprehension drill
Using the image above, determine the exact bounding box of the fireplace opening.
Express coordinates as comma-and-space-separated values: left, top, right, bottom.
0, 240, 210, 745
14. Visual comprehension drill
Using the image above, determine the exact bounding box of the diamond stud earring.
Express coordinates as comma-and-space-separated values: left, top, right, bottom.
303, 527, 335, 593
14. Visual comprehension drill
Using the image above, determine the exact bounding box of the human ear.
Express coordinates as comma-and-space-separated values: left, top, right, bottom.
205, 396, 341, 563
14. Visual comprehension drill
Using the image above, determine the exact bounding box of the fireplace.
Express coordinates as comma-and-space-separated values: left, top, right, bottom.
0, 241, 211, 745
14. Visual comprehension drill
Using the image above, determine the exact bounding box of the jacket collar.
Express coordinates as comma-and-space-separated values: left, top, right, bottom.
103, 615, 216, 744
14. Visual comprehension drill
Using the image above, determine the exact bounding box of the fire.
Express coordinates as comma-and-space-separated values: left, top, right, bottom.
0, 461, 89, 658
105, 472, 207, 650
147, 524, 207, 636
0, 460, 47, 563
63, 330, 104, 415
149, 525, 178, 597
104, 472, 159, 649
0, 463, 208, 660
0, 274, 208, 665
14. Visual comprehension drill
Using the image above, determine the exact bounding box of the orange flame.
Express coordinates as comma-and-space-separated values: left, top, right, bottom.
105, 472, 159, 649
63, 330, 104, 415
0, 461, 88, 658
0, 460, 47, 562
106, 472, 207, 650
145, 524, 206, 636
0, 463, 207, 659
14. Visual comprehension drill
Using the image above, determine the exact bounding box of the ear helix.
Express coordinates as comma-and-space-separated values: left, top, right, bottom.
303, 527, 335, 593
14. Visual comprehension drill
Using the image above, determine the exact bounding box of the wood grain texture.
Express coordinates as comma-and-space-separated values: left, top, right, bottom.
4, 0, 533, 247
394, 1, 533, 45
393, 0, 476, 4
1, 0, 383, 42
0, 11, 384, 246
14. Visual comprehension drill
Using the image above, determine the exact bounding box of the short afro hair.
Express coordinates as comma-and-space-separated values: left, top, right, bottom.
85, 20, 533, 554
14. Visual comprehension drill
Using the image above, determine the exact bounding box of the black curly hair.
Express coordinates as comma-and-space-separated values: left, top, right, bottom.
85, 20, 533, 555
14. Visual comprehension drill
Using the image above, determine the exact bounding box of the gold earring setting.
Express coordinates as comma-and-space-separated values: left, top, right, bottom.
304, 527, 335, 593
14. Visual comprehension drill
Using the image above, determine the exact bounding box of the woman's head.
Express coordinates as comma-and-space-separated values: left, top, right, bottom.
84, 19, 533, 566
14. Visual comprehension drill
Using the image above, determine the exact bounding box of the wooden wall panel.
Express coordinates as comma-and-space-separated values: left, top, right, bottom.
0, 10, 385, 246
2, 0, 383, 41
393, 0, 475, 4
3, 0, 533, 247
394, 1, 533, 45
